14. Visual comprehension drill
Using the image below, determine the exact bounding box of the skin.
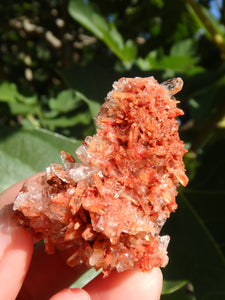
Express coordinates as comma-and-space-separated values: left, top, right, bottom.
0, 174, 163, 300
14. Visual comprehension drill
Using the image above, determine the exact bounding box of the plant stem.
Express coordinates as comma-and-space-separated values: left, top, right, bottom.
186, 0, 225, 58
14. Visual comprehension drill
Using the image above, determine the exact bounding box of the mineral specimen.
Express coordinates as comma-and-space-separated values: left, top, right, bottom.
13, 76, 188, 276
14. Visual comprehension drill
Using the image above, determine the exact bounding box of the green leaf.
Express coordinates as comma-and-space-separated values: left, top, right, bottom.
0, 81, 38, 105
185, 73, 225, 126
137, 55, 197, 73
122, 39, 137, 63
8, 102, 39, 115
162, 194, 225, 300
42, 89, 99, 130
186, 138, 225, 255
161, 288, 195, 300
185, 189, 225, 255
170, 39, 197, 57
0, 126, 82, 193
0, 81, 19, 103
41, 111, 91, 129
70, 267, 102, 289
0, 81, 40, 115
162, 279, 188, 295
48, 89, 82, 114
68, 0, 137, 62
60, 58, 118, 101
159, 55, 197, 72
77, 91, 100, 119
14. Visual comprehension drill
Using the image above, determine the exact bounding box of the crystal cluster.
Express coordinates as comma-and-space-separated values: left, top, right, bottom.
13, 77, 188, 276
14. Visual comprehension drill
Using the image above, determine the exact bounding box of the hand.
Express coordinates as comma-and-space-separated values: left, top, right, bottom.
0, 175, 162, 300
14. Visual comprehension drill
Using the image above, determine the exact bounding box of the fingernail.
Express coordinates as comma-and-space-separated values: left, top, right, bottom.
0, 207, 11, 260
71, 289, 91, 300
50, 288, 91, 300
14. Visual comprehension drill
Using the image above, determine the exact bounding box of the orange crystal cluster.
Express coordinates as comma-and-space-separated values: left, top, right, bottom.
13, 77, 188, 275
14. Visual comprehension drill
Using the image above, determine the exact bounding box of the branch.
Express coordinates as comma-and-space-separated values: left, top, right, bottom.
186, 0, 225, 58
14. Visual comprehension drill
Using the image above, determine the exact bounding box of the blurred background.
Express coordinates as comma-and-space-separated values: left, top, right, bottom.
0, 0, 225, 299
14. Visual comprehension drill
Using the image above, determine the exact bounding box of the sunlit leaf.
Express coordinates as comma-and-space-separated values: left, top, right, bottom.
68, 0, 137, 62
41, 111, 91, 129
0, 81, 38, 105
49, 89, 82, 113
0, 126, 81, 192
0, 81, 20, 103
170, 39, 197, 57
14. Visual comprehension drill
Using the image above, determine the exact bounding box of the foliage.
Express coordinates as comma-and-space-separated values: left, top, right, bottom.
0, 0, 225, 299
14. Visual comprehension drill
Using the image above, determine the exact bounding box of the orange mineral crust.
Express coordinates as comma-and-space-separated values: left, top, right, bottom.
13, 77, 188, 276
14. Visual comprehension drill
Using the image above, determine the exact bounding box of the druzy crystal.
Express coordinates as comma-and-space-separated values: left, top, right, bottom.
13, 77, 188, 276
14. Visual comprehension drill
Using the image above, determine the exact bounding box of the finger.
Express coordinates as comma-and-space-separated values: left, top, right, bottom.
84, 267, 163, 300
0, 207, 33, 300
17, 242, 88, 300
49, 288, 90, 300
0, 173, 88, 300
0, 174, 162, 300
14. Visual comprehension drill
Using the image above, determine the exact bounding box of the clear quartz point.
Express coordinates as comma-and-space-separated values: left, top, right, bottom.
161, 77, 183, 96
